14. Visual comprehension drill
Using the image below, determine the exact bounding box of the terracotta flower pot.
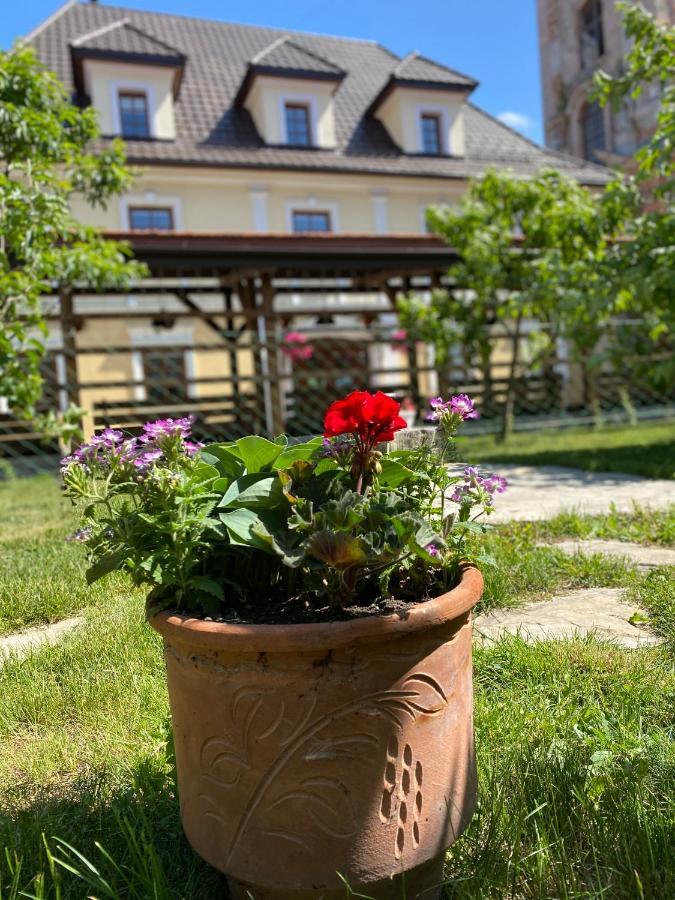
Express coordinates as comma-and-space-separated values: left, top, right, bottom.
150, 565, 483, 900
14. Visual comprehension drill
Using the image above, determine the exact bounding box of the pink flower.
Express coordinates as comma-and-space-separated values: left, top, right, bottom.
281, 332, 314, 362
390, 328, 409, 353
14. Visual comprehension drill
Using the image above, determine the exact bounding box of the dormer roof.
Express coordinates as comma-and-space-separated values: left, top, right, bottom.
235, 36, 345, 104
367, 51, 478, 116
393, 52, 478, 89
70, 19, 186, 98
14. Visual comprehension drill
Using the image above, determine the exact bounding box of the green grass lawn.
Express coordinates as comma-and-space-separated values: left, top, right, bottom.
458, 419, 675, 479
1, 475, 674, 898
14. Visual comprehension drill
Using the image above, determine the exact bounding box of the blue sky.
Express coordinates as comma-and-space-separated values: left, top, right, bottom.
2, 0, 545, 145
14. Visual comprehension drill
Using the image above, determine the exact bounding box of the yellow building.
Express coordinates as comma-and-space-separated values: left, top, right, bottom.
22, 1, 610, 442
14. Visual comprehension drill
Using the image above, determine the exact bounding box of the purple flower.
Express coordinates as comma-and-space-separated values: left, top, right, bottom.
484, 474, 508, 494
142, 417, 192, 441
183, 440, 204, 456
133, 448, 163, 470
427, 394, 479, 424
426, 543, 440, 558
449, 394, 479, 420
319, 436, 354, 458
66, 527, 92, 543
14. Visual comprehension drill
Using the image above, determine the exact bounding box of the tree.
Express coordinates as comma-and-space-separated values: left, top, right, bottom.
593, 2, 675, 387
398, 169, 638, 438
0, 44, 146, 437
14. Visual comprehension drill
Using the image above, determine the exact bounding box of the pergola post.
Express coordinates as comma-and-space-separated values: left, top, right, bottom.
59, 288, 93, 441
260, 275, 284, 436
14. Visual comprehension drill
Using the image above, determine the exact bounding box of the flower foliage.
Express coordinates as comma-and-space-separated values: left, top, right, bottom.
62, 391, 505, 617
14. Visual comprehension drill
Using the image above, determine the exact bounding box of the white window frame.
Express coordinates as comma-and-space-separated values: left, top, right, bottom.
279, 94, 319, 146
415, 104, 450, 155
110, 80, 158, 139
119, 193, 183, 231
285, 197, 340, 234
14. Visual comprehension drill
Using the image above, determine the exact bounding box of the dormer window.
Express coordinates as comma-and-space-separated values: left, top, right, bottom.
284, 102, 312, 146
235, 36, 344, 148
367, 52, 477, 158
119, 91, 151, 139
420, 113, 442, 155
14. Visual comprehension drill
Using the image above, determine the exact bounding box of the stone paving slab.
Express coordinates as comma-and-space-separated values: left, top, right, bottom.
547, 539, 675, 570
474, 588, 662, 649
0, 616, 84, 663
486, 465, 675, 522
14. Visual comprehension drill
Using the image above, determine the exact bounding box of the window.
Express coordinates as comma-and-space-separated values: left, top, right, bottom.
291, 210, 331, 233
579, 0, 604, 69
581, 101, 606, 162
420, 113, 443, 155
118, 91, 150, 139
128, 207, 174, 231
284, 103, 312, 146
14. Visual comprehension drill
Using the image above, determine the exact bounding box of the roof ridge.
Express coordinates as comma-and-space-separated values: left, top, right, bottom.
250, 34, 289, 64
24, 0, 77, 43
70, 17, 130, 47
85, 2, 381, 46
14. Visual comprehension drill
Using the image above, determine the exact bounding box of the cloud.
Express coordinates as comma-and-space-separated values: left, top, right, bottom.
497, 111, 534, 135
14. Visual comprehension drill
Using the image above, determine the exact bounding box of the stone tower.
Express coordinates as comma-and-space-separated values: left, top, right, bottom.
536, 0, 674, 163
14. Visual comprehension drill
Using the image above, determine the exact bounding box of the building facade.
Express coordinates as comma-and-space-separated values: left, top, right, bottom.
537, 0, 675, 163
31, 0, 607, 237
11, 1, 615, 450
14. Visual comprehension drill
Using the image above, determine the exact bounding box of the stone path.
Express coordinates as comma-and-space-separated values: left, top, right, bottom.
0, 616, 83, 664
474, 588, 662, 649
547, 539, 675, 571
487, 464, 675, 522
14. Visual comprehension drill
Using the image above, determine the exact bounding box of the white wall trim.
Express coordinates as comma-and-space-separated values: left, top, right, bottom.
110, 79, 158, 138
249, 185, 269, 233
414, 103, 451, 155
279, 93, 320, 146
119, 193, 183, 231
371, 191, 389, 235
284, 197, 340, 233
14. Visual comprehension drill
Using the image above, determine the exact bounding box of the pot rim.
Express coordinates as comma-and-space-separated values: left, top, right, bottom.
149, 564, 483, 653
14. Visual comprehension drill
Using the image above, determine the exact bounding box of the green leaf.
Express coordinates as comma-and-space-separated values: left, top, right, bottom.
219, 508, 284, 552
379, 458, 415, 488
273, 437, 323, 469
85, 553, 122, 585
201, 445, 245, 479
233, 435, 285, 472
191, 576, 224, 600
218, 473, 285, 509
190, 462, 220, 484
306, 530, 367, 569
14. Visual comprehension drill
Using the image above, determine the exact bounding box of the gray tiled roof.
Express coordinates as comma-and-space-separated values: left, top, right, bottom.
393, 51, 477, 88
71, 18, 183, 58
30, 1, 610, 184
251, 36, 344, 76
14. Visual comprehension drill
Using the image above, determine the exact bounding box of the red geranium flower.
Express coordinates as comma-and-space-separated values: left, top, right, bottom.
324, 390, 407, 448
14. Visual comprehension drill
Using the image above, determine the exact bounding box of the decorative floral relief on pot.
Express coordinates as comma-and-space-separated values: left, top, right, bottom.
194, 671, 449, 866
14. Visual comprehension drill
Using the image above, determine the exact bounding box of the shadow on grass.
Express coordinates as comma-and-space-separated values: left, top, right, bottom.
0, 746, 224, 899
479, 439, 675, 480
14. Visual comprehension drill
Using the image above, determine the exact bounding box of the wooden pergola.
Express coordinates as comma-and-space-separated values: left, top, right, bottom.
52, 233, 459, 435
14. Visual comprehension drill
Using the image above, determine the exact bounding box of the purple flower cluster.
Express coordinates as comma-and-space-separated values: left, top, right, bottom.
65, 526, 92, 542
450, 466, 508, 509
319, 436, 354, 459
426, 543, 441, 558
426, 394, 479, 424
61, 417, 203, 474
